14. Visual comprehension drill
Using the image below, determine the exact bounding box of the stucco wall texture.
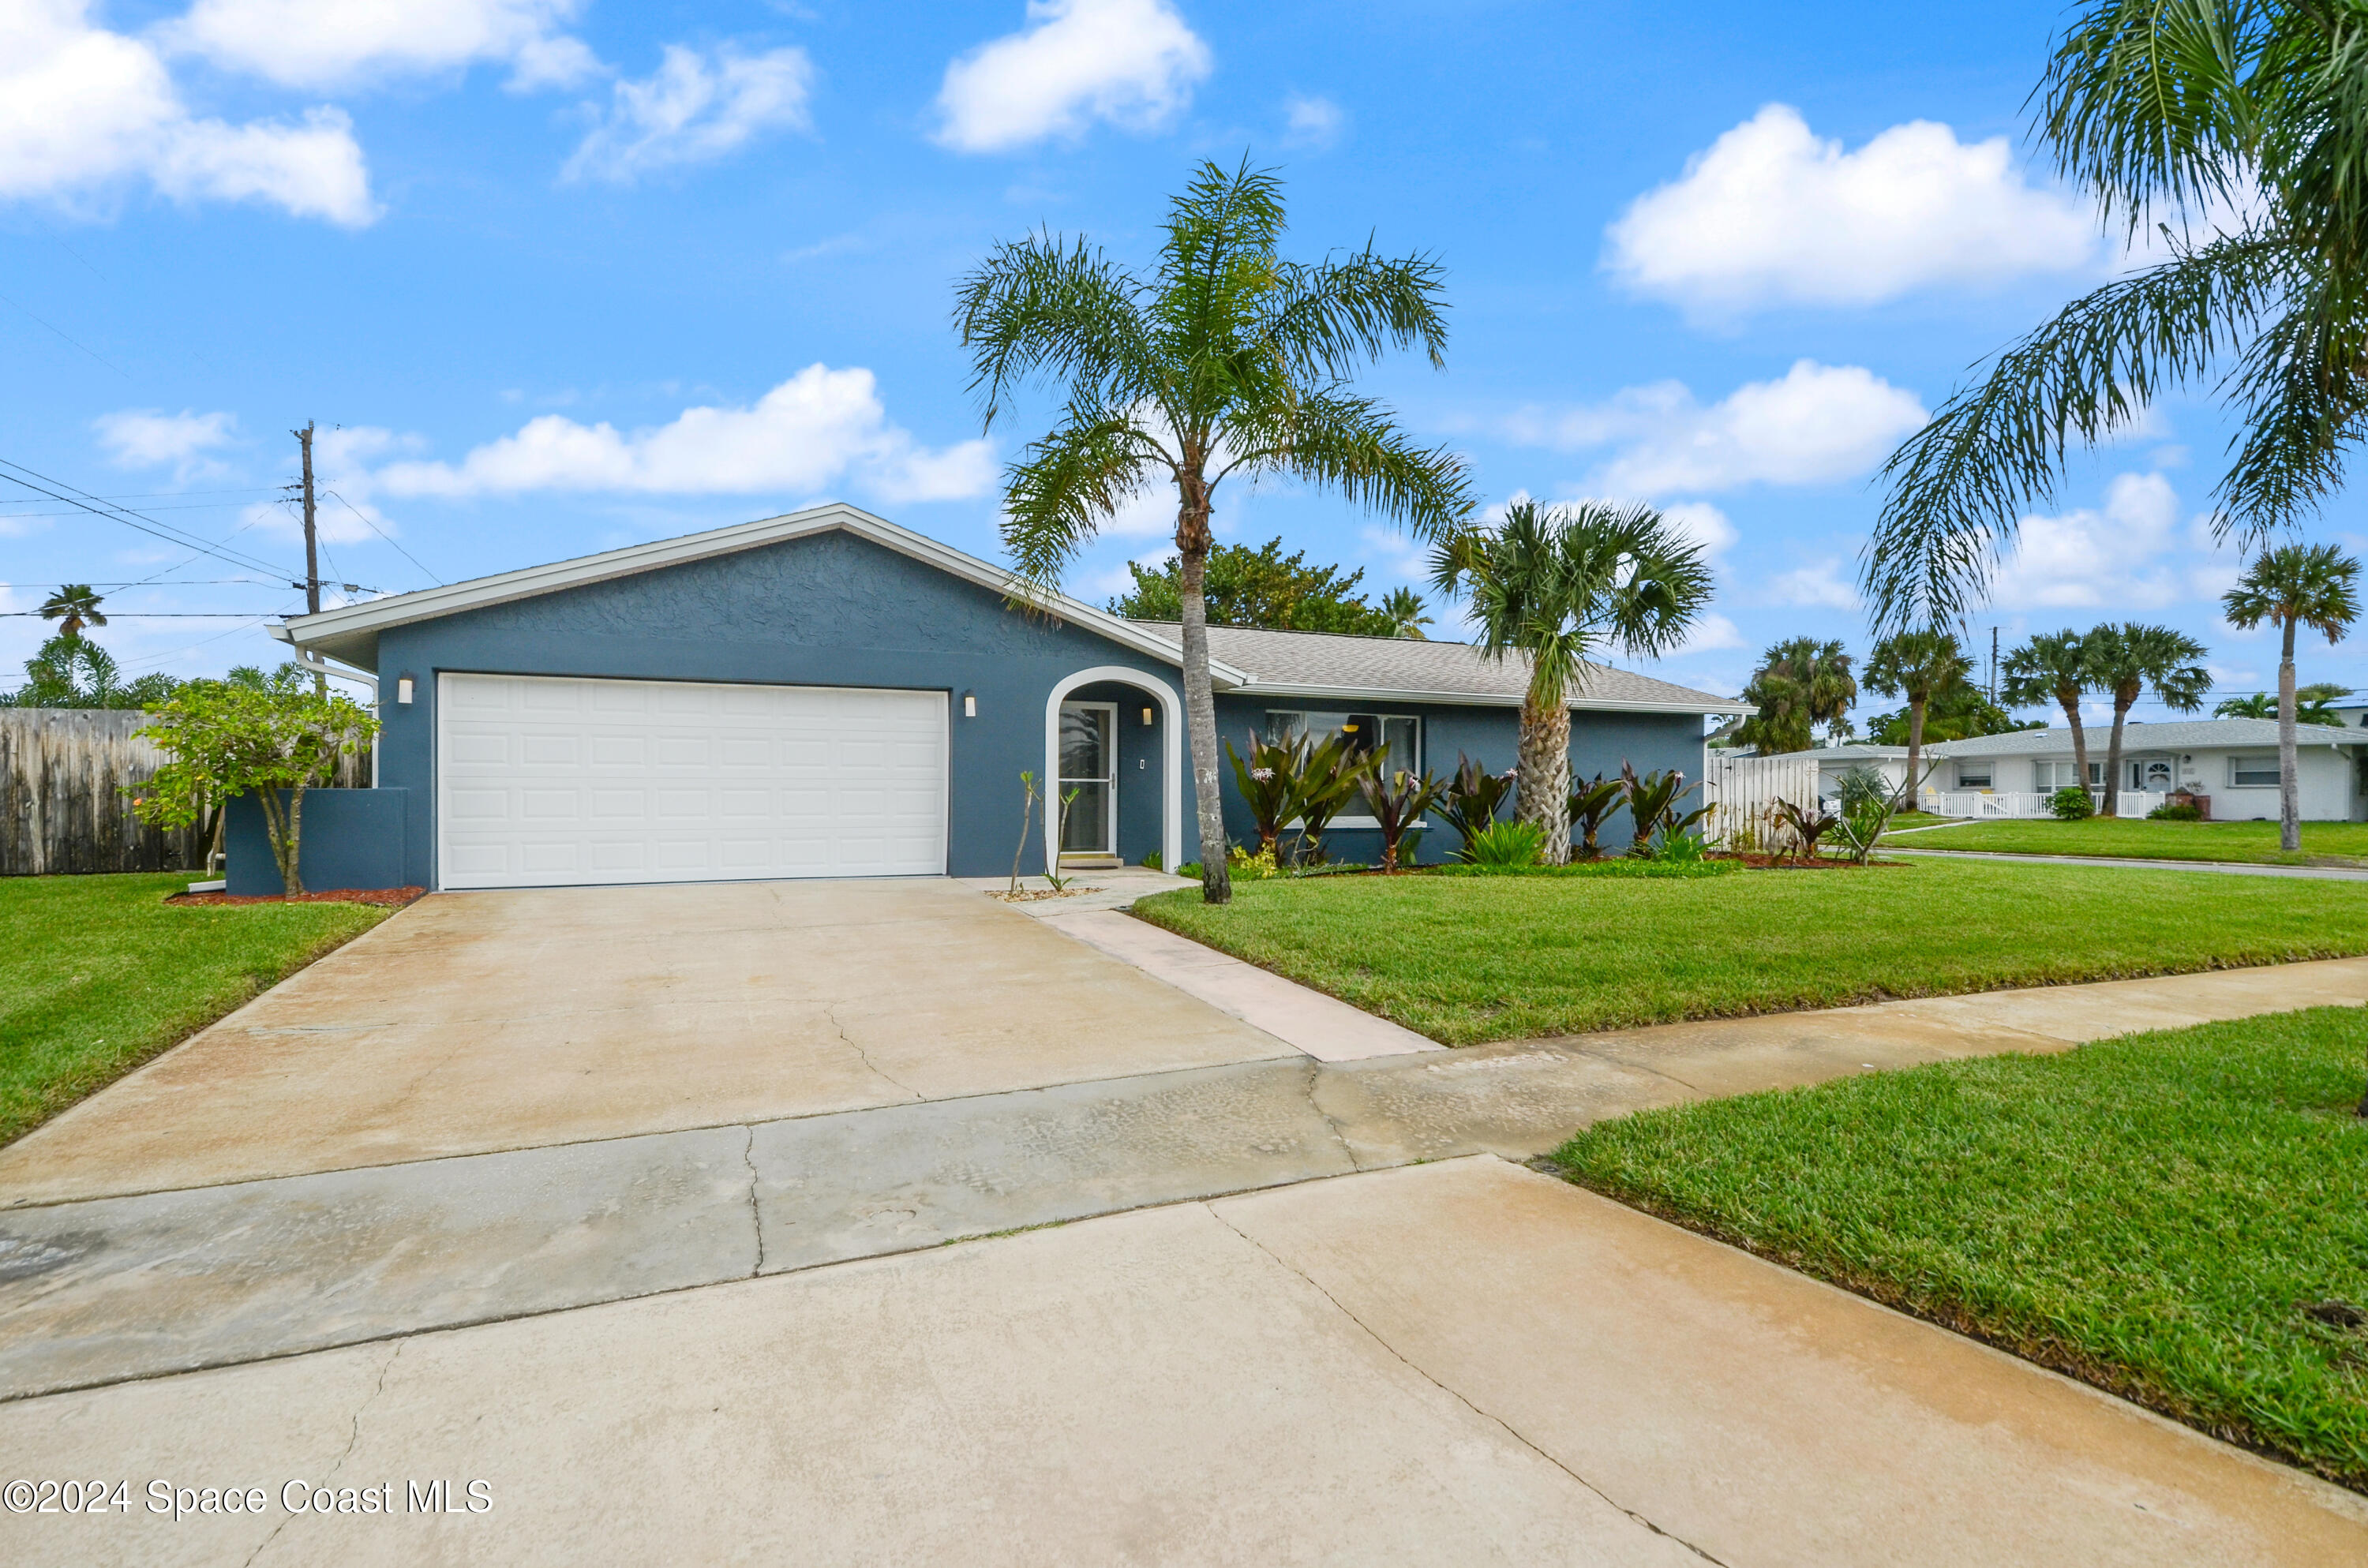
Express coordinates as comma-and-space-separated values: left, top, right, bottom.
361, 530, 1706, 884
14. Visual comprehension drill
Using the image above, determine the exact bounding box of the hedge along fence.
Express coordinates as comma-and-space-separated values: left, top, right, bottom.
0, 708, 368, 876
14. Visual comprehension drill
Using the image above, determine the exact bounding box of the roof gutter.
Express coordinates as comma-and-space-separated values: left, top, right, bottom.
1233, 682, 1751, 717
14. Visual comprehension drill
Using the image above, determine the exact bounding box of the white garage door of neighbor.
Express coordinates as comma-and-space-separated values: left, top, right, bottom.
437, 673, 947, 889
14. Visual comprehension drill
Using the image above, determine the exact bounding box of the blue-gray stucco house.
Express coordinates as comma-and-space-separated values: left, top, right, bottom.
256, 504, 1745, 893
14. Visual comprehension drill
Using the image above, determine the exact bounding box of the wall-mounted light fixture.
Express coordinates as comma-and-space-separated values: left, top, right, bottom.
1141, 705, 1154, 725
396, 676, 415, 705
963, 691, 977, 717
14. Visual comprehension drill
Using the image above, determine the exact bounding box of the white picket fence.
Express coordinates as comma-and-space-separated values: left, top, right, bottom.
1920, 789, 2168, 820
1703, 753, 1823, 849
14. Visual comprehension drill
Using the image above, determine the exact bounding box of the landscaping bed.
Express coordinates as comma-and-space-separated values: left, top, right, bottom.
166, 885, 425, 907
0, 872, 392, 1147
1132, 857, 2368, 1045
1902, 815, 2368, 867
1551, 1007, 2368, 1490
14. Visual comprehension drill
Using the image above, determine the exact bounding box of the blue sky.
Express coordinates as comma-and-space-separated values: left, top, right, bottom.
6, 0, 2359, 727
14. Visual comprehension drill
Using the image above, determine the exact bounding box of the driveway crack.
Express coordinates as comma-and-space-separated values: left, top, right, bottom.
242, 1338, 403, 1568
1300, 1061, 1364, 1173
741, 1125, 766, 1277
1205, 1205, 1729, 1566
826, 1005, 922, 1101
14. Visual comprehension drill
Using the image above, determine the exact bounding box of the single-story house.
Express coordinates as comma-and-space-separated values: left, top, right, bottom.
1789, 745, 1911, 799
1920, 718, 2368, 821
249, 504, 1746, 893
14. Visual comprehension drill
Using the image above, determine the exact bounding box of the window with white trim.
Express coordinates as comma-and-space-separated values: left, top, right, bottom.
2229, 754, 2280, 788
1263, 710, 1420, 773
1954, 761, 1993, 789
2034, 760, 2105, 790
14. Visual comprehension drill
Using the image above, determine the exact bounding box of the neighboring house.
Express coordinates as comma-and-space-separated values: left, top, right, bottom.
257, 504, 1745, 894
1922, 719, 2368, 821
1788, 745, 1911, 800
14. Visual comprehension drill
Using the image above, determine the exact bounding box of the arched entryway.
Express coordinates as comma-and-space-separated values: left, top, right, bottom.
1042, 666, 1184, 875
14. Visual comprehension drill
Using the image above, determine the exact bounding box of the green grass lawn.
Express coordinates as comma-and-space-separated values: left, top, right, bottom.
1902, 814, 2368, 866
1553, 1008, 2368, 1488
0, 874, 388, 1147
1133, 859, 2368, 1045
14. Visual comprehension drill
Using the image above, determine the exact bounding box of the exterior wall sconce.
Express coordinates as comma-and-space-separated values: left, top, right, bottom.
1141, 705, 1154, 725
963, 692, 976, 717
396, 676, 414, 705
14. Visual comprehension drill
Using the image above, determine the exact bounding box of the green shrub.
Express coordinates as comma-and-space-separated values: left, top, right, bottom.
2050, 785, 2096, 820
1468, 819, 1546, 868
1228, 844, 1279, 880
2148, 803, 2202, 821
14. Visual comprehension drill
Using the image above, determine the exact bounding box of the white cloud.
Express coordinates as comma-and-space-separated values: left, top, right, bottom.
1507, 361, 1927, 496
92, 407, 237, 473
1660, 500, 1737, 560
164, 0, 595, 91
0, 0, 375, 225
1604, 104, 2099, 315
1282, 92, 1342, 150
934, 0, 1212, 153
373, 364, 998, 504
1668, 612, 1746, 655
1989, 470, 2205, 611
1768, 558, 1859, 611
564, 44, 814, 183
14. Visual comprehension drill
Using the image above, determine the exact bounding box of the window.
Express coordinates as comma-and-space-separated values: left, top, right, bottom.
2035, 760, 2104, 790
1264, 711, 1421, 773
2230, 755, 2280, 788
1954, 762, 1993, 789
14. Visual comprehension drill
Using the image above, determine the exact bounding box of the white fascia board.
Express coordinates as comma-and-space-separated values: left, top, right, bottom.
271, 503, 1250, 683
1233, 682, 1751, 717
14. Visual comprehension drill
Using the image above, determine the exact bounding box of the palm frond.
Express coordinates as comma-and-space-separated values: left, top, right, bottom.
1000, 404, 1167, 604
1220, 387, 1473, 539
954, 231, 1152, 431
1259, 246, 1452, 382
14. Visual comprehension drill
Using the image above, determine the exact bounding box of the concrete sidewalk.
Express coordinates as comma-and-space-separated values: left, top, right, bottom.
3, 1159, 2359, 1568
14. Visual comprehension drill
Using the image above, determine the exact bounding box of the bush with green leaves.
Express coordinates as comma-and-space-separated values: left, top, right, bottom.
2051, 784, 2096, 821
1224, 730, 1310, 857
1358, 765, 1444, 873
1568, 773, 1624, 860
1619, 763, 1710, 858
1437, 753, 1515, 861
1467, 819, 1547, 869
130, 677, 378, 896
2149, 802, 2203, 821
2, 634, 182, 710
1227, 844, 1279, 881
1287, 732, 1376, 866
1772, 797, 1842, 864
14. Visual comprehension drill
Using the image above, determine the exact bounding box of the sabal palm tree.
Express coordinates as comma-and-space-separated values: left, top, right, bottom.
2086, 622, 2210, 815
1381, 586, 1432, 639
2223, 541, 2362, 848
1864, 629, 1971, 811
1864, 4, 2368, 627
1430, 499, 1710, 863
39, 584, 106, 640
2219, 680, 2352, 724
1734, 638, 1857, 755
2000, 630, 2100, 799
957, 159, 1471, 904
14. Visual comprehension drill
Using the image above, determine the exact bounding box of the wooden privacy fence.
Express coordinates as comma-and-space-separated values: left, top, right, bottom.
1700, 752, 1823, 851
0, 708, 367, 877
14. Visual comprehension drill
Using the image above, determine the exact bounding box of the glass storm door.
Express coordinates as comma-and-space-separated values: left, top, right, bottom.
1058, 702, 1117, 855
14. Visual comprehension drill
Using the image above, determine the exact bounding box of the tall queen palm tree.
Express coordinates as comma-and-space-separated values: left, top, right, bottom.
956, 159, 1471, 904
1430, 500, 1710, 863
2222, 541, 2361, 848
1864, 2, 2368, 626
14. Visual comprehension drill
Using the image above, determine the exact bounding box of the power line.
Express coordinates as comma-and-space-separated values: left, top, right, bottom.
0, 456, 295, 580
0, 285, 130, 379
325, 488, 444, 586
0, 500, 268, 518
2, 611, 267, 618
0, 579, 287, 588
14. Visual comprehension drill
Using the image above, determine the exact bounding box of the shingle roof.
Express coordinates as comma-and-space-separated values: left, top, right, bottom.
1925, 718, 2362, 756
1129, 622, 1747, 714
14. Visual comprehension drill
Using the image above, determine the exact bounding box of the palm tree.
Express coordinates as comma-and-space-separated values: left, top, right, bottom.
2085, 623, 2210, 814
2222, 542, 2362, 849
2218, 681, 2351, 724
1381, 586, 1432, 639
2000, 630, 2100, 802
957, 159, 1471, 904
1430, 499, 1710, 863
1864, 629, 1971, 812
1864, 4, 2368, 627
1734, 638, 1857, 756
39, 584, 106, 640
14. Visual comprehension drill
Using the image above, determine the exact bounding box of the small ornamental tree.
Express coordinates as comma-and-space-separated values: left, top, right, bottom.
131, 679, 378, 896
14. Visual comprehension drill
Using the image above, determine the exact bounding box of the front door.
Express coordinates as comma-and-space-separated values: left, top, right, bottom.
1058, 702, 1117, 858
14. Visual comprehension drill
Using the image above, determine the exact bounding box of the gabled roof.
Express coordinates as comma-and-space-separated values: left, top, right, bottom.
1130, 621, 1748, 715
271, 503, 1251, 683
1925, 717, 2362, 756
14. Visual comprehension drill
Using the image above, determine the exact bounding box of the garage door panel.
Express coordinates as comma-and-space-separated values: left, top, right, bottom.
439, 673, 946, 889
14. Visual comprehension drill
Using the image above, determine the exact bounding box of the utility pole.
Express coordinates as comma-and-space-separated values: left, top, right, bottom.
1990, 625, 1999, 705
294, 421, 324, 695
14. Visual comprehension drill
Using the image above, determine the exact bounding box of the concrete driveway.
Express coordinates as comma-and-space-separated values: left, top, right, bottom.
0, 879, 1292, 1205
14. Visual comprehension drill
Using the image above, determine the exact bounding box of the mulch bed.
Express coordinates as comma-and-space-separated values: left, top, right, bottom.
166, 886, 427, 908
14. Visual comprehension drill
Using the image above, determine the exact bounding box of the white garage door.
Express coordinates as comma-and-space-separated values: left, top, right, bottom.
437, 673, 947, 889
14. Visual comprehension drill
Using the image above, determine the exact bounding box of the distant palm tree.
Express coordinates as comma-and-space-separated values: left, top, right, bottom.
39, 584, 106, 640
2000, 630, 2099, 801
2086, 623, 2211, 815
957, 159, 1471, 904
1864, 629, 1971, 811
2223, 543, 2362, 849
1734, 638, 1857, 756
1431, 499, 1710, 863
2216, 683, 2351, 726
1381, 586, 1432, 639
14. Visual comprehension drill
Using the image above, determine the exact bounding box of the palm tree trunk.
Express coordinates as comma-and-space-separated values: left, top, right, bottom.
1516, 694, 1572, 863
2100, 696, 2133, 818
1902, 696, 1926, 814
1176, 536, 1232, 904
2278, 616, 2300, 853
2060, 690, 2091, 808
